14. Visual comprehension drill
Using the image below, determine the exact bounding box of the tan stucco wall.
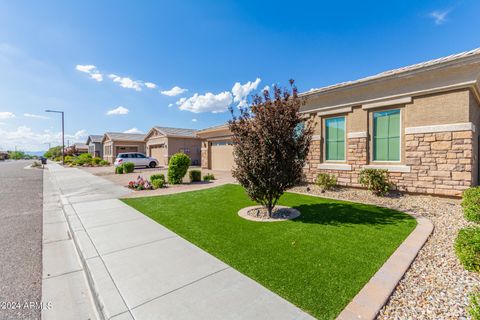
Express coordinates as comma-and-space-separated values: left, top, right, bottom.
167, 138, 202, 165
405, 90, 470, 127
469, 90, 480, 185
301, 62, 480, 113
348, 106, 367, 132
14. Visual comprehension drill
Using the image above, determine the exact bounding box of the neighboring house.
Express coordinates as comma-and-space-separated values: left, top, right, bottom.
144, 126, 202, 166
198, 48, 480, 197
102, 132, 146, 163
66, 143, 88, 155
0, 151, 8, 160
197, 124, 233, 171
86, 135, 103, 158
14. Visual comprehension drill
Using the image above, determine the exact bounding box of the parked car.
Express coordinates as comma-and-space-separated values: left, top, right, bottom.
114, 152, 159, 168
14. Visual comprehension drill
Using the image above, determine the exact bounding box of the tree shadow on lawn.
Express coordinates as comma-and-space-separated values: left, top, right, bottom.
291, 202, 413, 227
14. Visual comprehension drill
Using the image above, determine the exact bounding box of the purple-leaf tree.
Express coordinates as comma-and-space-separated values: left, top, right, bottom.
229, 80, 314, 217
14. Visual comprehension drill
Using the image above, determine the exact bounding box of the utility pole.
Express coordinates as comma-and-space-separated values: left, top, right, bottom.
45, 109, 65, 164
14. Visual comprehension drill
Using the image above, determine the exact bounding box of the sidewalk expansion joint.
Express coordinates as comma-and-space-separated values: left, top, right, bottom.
99, 235, 179, 257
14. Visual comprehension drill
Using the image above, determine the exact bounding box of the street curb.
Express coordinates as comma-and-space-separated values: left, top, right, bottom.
289, 190, 434, 320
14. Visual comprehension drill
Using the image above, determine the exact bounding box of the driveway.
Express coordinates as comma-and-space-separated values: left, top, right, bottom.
0, 160, 43, 320
80, 165, 235, 198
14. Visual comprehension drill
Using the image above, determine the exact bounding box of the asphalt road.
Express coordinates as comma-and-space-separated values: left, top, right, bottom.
0, 160, 43, 320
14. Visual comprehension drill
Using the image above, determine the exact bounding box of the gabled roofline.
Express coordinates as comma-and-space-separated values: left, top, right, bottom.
300, 48, 480, 99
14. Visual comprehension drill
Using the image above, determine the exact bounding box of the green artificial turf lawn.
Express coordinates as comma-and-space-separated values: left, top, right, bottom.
123, 184, 416, 319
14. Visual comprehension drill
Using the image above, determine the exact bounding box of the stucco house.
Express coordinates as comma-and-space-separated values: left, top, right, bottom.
86, 135, 103, 158
102, 132, 146, 163
66, 143, 88, 155
199, 48, 480, 197
197, 124, 234, 171
144, 126, 202, 166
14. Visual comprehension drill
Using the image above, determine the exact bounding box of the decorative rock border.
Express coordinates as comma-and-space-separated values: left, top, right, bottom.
238, 205, 301, 222
336, 214, 433, 320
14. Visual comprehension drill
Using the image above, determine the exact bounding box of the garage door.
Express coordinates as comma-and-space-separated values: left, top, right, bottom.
210, 141, 234, 171
150, 145, 167, 165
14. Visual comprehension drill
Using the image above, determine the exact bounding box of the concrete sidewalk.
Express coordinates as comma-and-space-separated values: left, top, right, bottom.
46, 163, 314, 320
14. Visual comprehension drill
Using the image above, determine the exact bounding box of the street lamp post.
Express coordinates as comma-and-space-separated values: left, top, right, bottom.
45, 109, 64, 165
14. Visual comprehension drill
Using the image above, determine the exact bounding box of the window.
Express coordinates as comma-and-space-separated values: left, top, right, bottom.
373, 109, 400, 161
325, 117, 346, 161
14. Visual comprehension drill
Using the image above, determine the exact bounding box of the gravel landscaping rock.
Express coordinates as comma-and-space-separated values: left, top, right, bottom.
238, 205, 301, 222
289, 184, 480, 319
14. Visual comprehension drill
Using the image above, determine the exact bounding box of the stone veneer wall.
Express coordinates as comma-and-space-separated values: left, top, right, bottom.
303, 130, 474, 197
201, 146, 209, 169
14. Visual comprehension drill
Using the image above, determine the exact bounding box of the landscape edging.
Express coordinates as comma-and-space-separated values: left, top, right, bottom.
289, 190, 434, 320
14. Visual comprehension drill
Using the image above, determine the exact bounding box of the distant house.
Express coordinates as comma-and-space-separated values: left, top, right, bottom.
196, 124, 233, 170
144, 126, 202, 166
0, 151, 8, 160
66, 143, 88, 155
102, 132, 146, 163
86, 135, 103, 158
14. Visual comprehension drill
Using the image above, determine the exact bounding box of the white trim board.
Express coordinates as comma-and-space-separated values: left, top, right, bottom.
362, 165, 411, 173
318, 163, 352, 171
317, 106, 352, 116
405, 122, 475, 134
362, 97, 412, 110
348, 131, 368, 138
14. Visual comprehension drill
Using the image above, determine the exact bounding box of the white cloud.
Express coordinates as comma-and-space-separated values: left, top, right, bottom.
123, 127, 143, 134
191, 118, 197, 122
144, 82, 157, 89
0, 111, 15, 119
75, 64, 103, 82
161, 86, 188, 96
0, 126, 88, 151
168, 103, 173, 108
232, 78, 261, 107
429, 10, 450, 25
262, 85, 270, 92
106, 106, 129, 115
177, 91, 233, 113
24, 113, 49, 120
108, 74, 142, 91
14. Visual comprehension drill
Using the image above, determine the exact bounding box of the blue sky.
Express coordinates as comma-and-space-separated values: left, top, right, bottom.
0, 0, 479, 151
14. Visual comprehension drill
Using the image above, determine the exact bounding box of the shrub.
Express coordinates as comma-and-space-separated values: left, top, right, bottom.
99, 160, 109, 166
189, 170, 201, 182
462, 187, 480, 223
470, 289, 480, 320
54, 156, 62, 162
115, 165, 124, 174
358, 169, 391, 196
168, 153, 191, 184
315, 173, 337, 191
151, 178, 165, 189
74, 153, 93, 166
454, 227, 480, 272
92, 157, 102, 165
31, 161, 42, 168
203, 173, 216, 181
122, 162, 135, 173
64, 155, 74, 164
150, 174, 165, 181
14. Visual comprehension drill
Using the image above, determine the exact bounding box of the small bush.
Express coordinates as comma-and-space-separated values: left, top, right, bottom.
469, 289, 480, 320
92, 157, 102, 165
462, 187, 480, 223
99, 160, 109, 166
31, 161, 42, 168
315, 173, 337, 191
358, 169, 391, 196
203, 173, 216, 181
151, 178, 165, 189
54, 156, 62, 162
150, 174, 165, 181
189, 170, 201, 182
115, 165, 124, 174
122, 162, 135, 173
168, 153, 191, 184
64, 155, 75, 164
454, 227, 480, 272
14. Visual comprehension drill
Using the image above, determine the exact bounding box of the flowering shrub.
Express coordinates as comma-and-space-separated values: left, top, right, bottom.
128, 176, 153, 191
